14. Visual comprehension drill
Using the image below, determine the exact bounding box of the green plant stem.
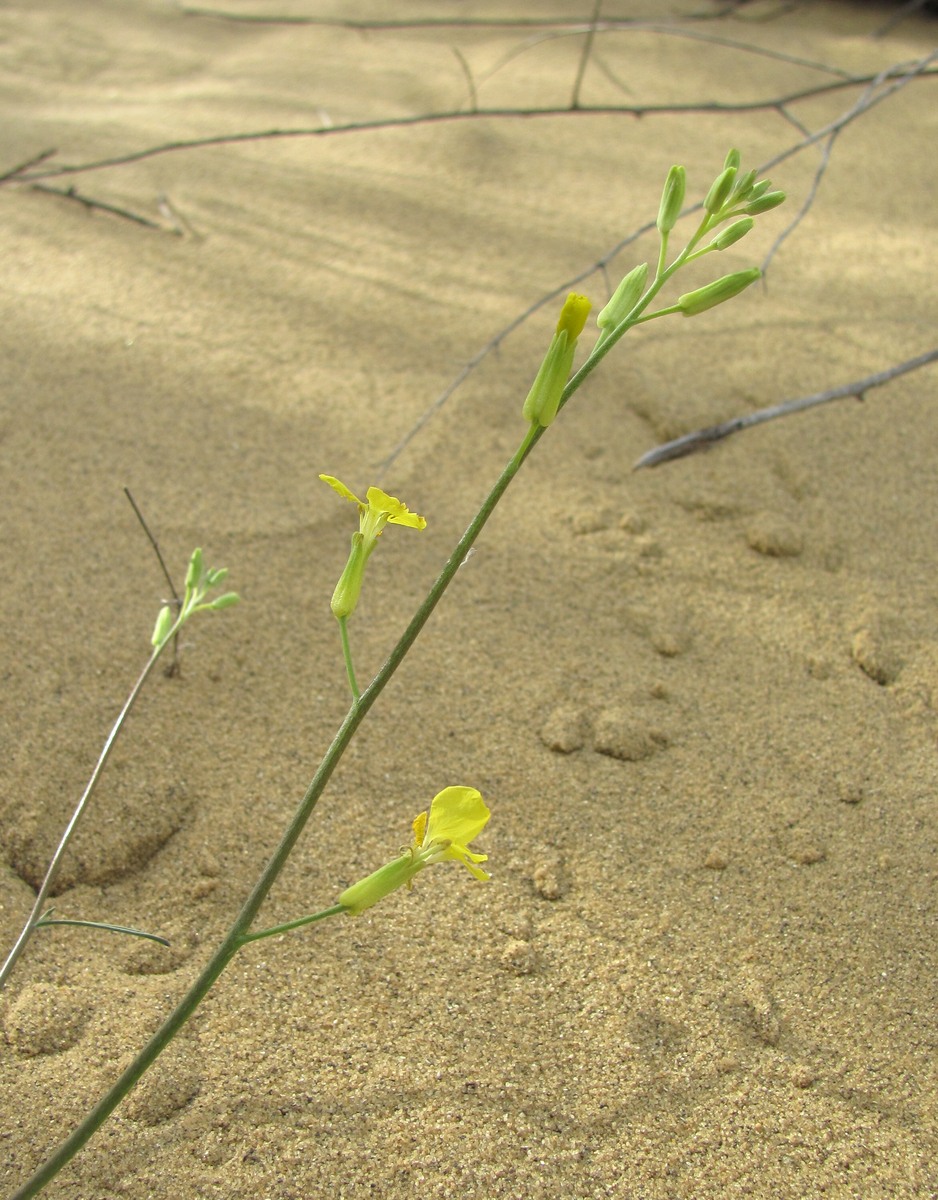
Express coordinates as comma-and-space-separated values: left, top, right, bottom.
557, 214, 711, 417
12, 421, 545, 1200
239, 904, 346, 944
0, 642, 168, 991
337, 615, 361, 702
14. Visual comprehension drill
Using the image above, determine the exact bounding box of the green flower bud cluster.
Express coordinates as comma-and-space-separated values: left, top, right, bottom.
150, 547, 239, 648
705, 148, 786, 225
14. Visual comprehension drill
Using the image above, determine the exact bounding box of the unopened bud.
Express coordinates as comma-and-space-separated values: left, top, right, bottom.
522, 293, 591, 428
597, 262, 648, 330
677, 268, 761, 316
745, 190, 786, 215
208, 592, 240, 611
704, 165, 737, 215
185, 548, 204, 592
747, 179, 771, 202
729, 169, 757, 204
656, 165, 686, 235
711, 218, 754, 250
151, 605, 174, 648
555, 292, 592, 340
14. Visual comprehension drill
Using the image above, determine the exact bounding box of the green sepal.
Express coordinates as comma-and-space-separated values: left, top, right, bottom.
338, 852, 422, 916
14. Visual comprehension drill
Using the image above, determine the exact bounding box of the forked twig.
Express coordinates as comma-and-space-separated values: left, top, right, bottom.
632, 348, 938, 470
6, 67, 935, 187
0, 148, 57, 184
124, 487, 183, 674
28, 183, 170, 231
382, 51, 936, 468
570, 0, 602, 109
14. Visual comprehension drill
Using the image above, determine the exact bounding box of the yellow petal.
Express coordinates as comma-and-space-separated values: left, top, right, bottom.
365, 486, 427, 530
555, 292, 592, 341
412, 810, 428, 845
424, 786, 490, 847
320, 474, 364, 506
442, 843, 490, 881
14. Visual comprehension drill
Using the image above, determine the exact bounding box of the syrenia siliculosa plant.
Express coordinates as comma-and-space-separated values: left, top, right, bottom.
10, 151, 784, 1200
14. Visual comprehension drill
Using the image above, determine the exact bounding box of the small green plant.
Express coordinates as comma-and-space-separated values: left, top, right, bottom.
9, 150, 784, 1199
0, 548, 238, 991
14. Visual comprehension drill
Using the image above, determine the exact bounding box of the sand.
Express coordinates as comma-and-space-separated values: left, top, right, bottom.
1, 2, 937, 1197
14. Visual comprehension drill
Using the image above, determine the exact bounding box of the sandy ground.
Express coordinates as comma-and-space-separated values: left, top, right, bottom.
1, 2, 937, 1197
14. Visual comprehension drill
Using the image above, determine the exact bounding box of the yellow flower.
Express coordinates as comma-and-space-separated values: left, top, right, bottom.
320, 475, 426, 619
339, 786, 491, 916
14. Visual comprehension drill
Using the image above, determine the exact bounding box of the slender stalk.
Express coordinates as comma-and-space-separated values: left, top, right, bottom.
11, 424, 543, 1200
0, 644, 167, 990
239, 904, 346, 944
337, 615, 361, 703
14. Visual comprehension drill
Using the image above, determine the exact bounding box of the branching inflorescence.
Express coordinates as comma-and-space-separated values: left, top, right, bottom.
10, 151, 784, 1200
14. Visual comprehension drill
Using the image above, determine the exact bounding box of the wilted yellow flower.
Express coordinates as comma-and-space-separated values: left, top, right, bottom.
320, 475, 426, 618
339, 786, 491, 916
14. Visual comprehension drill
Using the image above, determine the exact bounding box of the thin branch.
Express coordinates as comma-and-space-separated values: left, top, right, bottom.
124, 489, 180, 609
124, 488, 182, 676
632, 348, 938, 470
570, 0, 602, 110
476, 22, 854, 100
0, 148, 57, 184
28, 183, 173, 232
8, 67, 935, 186
383, 53, 936, 469
451, 46, 478, 113
874, 0, 934, 36
173, 7, 768, 30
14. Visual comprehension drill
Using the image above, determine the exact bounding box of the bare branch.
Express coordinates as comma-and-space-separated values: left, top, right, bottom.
7, 66, 935, 187
28, 183, 175, 232
570, 0, 602, 110
0, 147, 57, 184
450, 46, 478, 113
632, 349, 938, 470
382, 54, 936, 468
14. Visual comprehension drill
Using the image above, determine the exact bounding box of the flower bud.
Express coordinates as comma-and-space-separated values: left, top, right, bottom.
747, 178, 771, 202
555, 292, 592, 340
677, 267, 761, 316
745, 190, 786, 215
656, 165, 686, 235
597, 262, 648, 330
151, 605, 174, 648
207, 592, 240, 611
723, 147, 741, 171
522, 293, 591, 428
185, 548, 204, 592
704, 165, 737, 215
729, 168, 757, 204
710, 218, 753, 250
